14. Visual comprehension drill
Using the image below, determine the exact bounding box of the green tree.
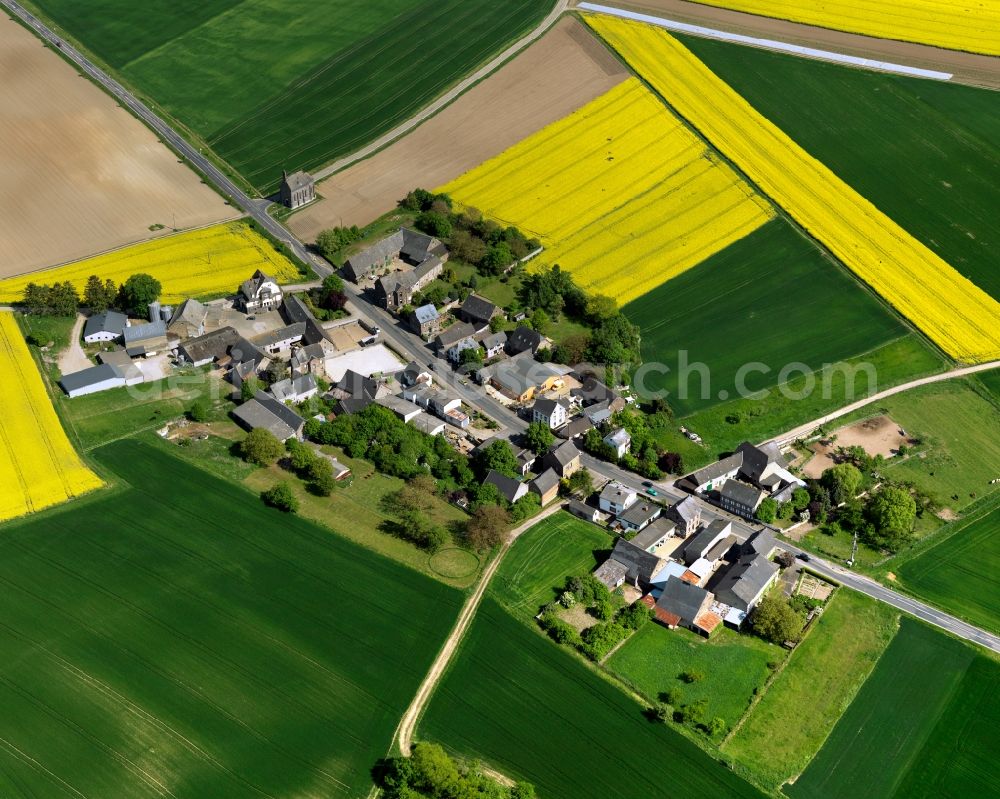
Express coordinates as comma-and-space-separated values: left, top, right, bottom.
306, 457, 335, 496
315, 227, 360, 260
528, 308, 550, 334
750, 594, 804, 644
566, 467, 594, 497
472, 439, 519, 479
459, 346, 485, 365
83, 274, 115, 313
822, 462, 863, 505
481, 242, 514, 275
321, 273, 345, 293
240, 428, 284, 466
524, 421, 555, 455
240, 375, 264, 402
414, 211, 451, 238
188, 400, 209, 423
585, 293, 618, 323
510, 491, 540, 523
117, 273, 161, 316
706, 717, 727, 737
865, 486, 917, 551
792, 487, 811, 511
466, 503, 510, 551
261, 482, 298, 512
757, 497, 778, 523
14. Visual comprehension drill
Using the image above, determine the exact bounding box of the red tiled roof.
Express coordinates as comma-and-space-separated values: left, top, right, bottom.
694, 612, 723, 634
681, 570, 700, 584
640, 594, 656, 608
654, 606, 681, 627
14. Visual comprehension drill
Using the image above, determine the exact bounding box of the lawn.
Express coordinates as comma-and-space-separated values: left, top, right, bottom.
491, 511, 612, 619
0, 439, 462, 797
975, 367, 1000, 403
624, 218, 908, 417
893, 503, 1000, 634
244, 443, 477, 589
607, 623, 782, 730
419, 597, 766, 798
28, 0, 554, 192
655, 334, 945, 471
678, 34, 1000, 303
722, 589, 898, 789
787, 618, 999, 799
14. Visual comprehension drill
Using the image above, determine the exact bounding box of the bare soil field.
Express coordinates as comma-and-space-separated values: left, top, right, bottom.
289, 17, 628, 240
804, 414, 908, 477
587, 0, 1000, 89
0, 15, 236, 278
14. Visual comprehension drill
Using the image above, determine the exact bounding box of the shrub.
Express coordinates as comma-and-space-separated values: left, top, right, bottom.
261, 482, 297, 512
240, 428, 284, 466
188, 400, 209, 423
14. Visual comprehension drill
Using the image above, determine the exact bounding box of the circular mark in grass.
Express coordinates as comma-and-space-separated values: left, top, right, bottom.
428, 548, 481, 579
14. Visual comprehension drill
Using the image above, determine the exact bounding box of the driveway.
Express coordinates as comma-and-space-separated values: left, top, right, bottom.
57, 313, 91, 375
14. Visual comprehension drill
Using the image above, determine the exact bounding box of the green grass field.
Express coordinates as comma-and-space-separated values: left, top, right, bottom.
491, 511, 612, 619
607, 623, 781, 730
679, 36, 1000, 301
722, 589, 898, 789
624, 219, 908, 417
788, 619, 1000, 799
0, 439, 461, 797
894, 503, 1000, 634
976, 367, 1000, 402
653, 334, 945, 470
420, 597, 766, 798
29, 0, 553, 192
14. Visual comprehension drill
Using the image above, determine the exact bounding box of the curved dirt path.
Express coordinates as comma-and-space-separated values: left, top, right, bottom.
766, 359, 1000, 445
313, 0, 570, 182
395, 503, 564, 756
56, 313, 91, 375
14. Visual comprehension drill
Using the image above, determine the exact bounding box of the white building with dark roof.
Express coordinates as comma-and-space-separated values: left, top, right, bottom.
532, 398, 567, 430
279, 170, 315, 209
83, 311, 127, 344
237, 270, 282, 314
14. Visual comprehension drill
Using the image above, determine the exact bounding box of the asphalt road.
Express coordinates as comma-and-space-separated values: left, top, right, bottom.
11, 0, 997, 655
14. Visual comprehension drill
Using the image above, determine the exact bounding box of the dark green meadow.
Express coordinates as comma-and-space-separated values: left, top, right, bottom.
679, 35, 1000, 301
0, 439, 461, 797
788, 619, 1000, 799
624, 218, 909, 417
419, 598, 766, 799
28, 0, 552, 192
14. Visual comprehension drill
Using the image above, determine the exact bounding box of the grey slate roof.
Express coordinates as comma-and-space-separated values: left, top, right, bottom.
435, 321, 477, 349
618, 500, 661, 529
505, 325, 542, 355
557, 416, 594, 440
713, 554, 779, 611
399, 228, 444, 264
604, 428, 630, 448
282, 170, 313, 191
282, 294, 314, 324
167, 299, 206, 332
178, 326, 240, 364
720, 480, 766, 510
543, 440, 580, 470
594, 558, 628, 589
683, 519, 732, 564
269, 374, 317, 402
533, 398, 564, 417
670, 496, 701, 527
530, 468, 559, 497
631, 518, 676, 552
240, 270, 275, 301
122, 319, 166, 345
83, 311, 127, 339
335, 369, 380, 401
413, 303, 439, 325
737, 441, 785, 484
691, 451, 744, 487
344, 230, 404, 280
230, 336, 268, 367
481, 331, 507, 351
656, 576, 713, 625
232, 391, 304, 440
484, 469, 527, 504
742, 530, 778, 558
570, 372, 621, 406
252, 322, 306, 350
460, 294, 497, 325
567, 498, 597, 519
607, 537, 661, 587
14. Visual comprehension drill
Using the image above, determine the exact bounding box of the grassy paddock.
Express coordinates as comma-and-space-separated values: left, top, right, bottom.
722, 589, 898, 789
491, 511, 612, 619
0, 439, 461, 797
624, 218, 907, 417
678, 34, 1000, 302
420, 598, 766, 798
607, 623, 782, 730
788, 619, 997, 799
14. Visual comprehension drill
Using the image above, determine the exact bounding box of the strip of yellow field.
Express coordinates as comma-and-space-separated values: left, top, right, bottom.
0, 313, 103, 523
439, 78, 773, 305
685, 0, 1000, 56
0, 222, 301, 306
587, 15, 1000, 363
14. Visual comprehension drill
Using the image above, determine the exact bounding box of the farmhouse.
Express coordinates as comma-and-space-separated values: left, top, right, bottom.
232, 391, 305, 441
529, 468, 560, 505
571, 371, 626, 412
459, 294, 498, 329
279, 170, 315, 209
686, 440, 805, 500
166, 299, 207, 339
630, 517, 678, 557
237, 270, 283, 314
540, 440, 581, 478
719, 479, 767, 519
665, 495, 702, 536
714, 552, 779, 616
290, 341, 334, 378
617, 500, 661, 533
557, 415, 594, 441
484, 470, 529, 504
504, 325, 542, 356
604, 427, 631, 458
480, 331, 507, 359
83, 311, 127, 344
342, 228, 447, 283
253, 322, 305, 355
599, 481, 637, 515
409, 303, 441, 338
434, 322, 478, 362
176, 326, 241, 366
567, 498, 600, 523
653, 577, 721, 637
682, 519, 735, 567
330, 369, 389, 403
593, 537, 664, 591
374, 256, 443, 310
123, 319, 171, 357
532, 398, 567, 430
269, 374, 318, 404
401, 361, 433, 388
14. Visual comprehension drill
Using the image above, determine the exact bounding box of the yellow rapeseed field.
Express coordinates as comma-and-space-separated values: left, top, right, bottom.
438, 78, 774, 305
587, 15, 1000, 362
0, 312, 103, 522
0, 222, 301, 305
685, 0, 1000, 56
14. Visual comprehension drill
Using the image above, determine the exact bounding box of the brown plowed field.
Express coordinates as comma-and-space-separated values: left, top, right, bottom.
289, 17, 628, 241
584, 0, 1000, 88
0, 15, 236, 278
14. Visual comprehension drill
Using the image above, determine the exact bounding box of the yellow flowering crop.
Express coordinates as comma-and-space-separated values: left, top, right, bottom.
0, 222, 301, 305
588, 15, 1000, 362
0, 312, 103, 523
684, 0, 1000, 56
439, 78, 774, 305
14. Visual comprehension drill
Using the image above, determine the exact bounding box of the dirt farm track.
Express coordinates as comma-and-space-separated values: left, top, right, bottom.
289, 17, 628, 240
0, 13, 236, 278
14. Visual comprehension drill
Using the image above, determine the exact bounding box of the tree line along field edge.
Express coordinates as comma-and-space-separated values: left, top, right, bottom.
0, 438, 462, 798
